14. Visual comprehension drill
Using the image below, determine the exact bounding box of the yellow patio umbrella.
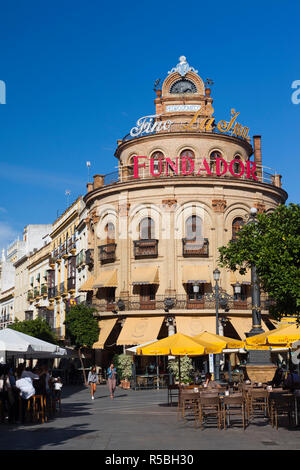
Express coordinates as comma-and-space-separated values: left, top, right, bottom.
136, 332, 217, 356
245, 323, 300, 347
193, 331, 245, 352
136, 332, 216, 384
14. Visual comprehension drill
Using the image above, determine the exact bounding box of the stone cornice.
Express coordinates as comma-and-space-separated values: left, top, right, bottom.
114, 130, 253, 159
84, 175, 288, 208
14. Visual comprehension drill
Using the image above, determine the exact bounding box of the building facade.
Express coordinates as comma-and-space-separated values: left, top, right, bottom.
0, 224, 52, 328
82, 57, 287, 361
48, 197, 84, 338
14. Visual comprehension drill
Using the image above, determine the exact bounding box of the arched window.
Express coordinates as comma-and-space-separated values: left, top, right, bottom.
232, 217, 245, 240
151, 151, 165, 175
140, 217, 155, 240
233, 155, 242, 174
127, 155, 136, 178
186, 215, 202, 241
209, 150, 222, 173
180, 149, 195, 173
105, 222, 115, 243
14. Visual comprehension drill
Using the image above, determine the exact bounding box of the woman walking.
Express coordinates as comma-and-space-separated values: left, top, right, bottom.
87, 366, 98, 400
107, 363, 117, 399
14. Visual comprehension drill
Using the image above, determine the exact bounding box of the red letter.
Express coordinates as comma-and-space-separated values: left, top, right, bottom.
181, 157, 194, 175
165, 158, 179, 176
150, 158, 162, 177
246, 161, 258, 181
216, 157, 228, 176
229, 159, 245, 178
197, 158, 212, 176
133, 156, 147, 179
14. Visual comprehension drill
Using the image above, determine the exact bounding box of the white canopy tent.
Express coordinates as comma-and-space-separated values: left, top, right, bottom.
125, 340, 158, 356
0, 328, 67, 363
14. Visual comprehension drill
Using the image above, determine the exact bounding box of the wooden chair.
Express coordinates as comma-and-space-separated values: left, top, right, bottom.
270, 394, 294, 430
168, 385, 179, 406
222, 394, 247, 430
197, 395, 222, 430
27, 395, 46, 424
248, 389, 269, 420
177, 391, 199, 422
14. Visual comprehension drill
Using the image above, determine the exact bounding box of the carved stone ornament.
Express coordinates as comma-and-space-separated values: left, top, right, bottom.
162, 199, 177, 209
254, 202, 266, 214
168, 56, 198, 77
212, 199, 227, 213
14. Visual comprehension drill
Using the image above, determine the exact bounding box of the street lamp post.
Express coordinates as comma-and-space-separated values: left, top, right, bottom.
213, 268, 221, 381
245, 207, 264, 338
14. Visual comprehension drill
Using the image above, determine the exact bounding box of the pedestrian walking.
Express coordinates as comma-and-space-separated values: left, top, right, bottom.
88, 366, 98, 400
107, 363, 117, 399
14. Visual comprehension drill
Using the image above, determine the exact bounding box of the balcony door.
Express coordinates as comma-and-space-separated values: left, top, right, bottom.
140, 285, 156, 310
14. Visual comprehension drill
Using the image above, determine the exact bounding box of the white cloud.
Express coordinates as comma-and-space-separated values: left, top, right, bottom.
0, 222, 19, 254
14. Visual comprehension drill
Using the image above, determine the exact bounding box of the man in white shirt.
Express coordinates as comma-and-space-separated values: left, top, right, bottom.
16, 376, 36, 400
16, 372, 40, 423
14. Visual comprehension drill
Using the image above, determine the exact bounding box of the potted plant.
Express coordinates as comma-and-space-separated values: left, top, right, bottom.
168, 355, 194, 384
113, 354, 133, 389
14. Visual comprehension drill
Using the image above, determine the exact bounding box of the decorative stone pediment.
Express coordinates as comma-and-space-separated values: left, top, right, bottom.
212, 199, 227, 213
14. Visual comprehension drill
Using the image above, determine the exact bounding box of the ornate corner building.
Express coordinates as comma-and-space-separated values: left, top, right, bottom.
80, 57, 287, 363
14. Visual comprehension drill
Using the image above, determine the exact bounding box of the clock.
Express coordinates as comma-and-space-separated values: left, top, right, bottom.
170, 79, 197, 94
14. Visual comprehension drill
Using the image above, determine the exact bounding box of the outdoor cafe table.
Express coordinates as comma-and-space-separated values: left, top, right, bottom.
135, 374, 169, 390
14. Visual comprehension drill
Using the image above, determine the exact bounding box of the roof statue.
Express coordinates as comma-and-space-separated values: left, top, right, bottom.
168, 56, 198, 77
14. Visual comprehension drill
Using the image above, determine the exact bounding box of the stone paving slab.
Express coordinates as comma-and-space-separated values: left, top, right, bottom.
1, 385, 300, 450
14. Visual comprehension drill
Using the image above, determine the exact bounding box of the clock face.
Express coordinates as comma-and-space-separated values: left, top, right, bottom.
170, 79, 197, 94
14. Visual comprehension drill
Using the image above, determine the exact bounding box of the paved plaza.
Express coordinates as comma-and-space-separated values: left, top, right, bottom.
1, 385, 300, 450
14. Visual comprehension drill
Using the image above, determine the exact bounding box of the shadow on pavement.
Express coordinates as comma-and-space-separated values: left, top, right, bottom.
0, 423, 96, 450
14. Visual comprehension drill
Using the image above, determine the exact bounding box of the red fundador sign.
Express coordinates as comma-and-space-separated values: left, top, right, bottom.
133, 156, 259, 181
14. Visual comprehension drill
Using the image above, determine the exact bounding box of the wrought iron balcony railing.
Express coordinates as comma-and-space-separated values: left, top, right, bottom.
86, 295, 272, 312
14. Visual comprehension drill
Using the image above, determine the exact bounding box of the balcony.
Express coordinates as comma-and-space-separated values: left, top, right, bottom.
68, 237, 76, 252
133, 239, 158, 259
48, 287, 56, 299
76, 249, 85, 267
182, 238, 209, 257
187, 298, 205, 309
88, 295, 271, 312
41, 284, 48, 296
67, 277, 76, 291
85, 249, 94, 267
99, 243, 116, 263
60, 282, 67, 295
27, 290, 34, 301
33, 287, 40, 298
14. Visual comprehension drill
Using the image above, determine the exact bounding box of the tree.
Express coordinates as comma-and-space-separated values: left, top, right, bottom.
9, 318, 57, 344
64, 303, 99, 385
218, 203, 300, 320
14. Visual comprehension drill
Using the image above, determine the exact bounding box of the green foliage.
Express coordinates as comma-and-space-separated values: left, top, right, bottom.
64, 303, 99, 349
168, 356, 194, 383
9, 318, 57, 344
113, 354, 133, 380
218, 203, 300, 319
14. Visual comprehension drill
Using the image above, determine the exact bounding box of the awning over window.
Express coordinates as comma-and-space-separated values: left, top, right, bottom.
93, 270, 117, 288
78, 276, 95, 292
175, 316, 217, 336
131, 266, 159, 285
116, 316, 164, 346
229, 271, 251, 285
182, 265, 211, 284
93, 318, 118, 349
229, 317, 270, 340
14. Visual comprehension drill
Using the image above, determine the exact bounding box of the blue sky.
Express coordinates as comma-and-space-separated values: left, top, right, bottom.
0, 0, 299, 252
